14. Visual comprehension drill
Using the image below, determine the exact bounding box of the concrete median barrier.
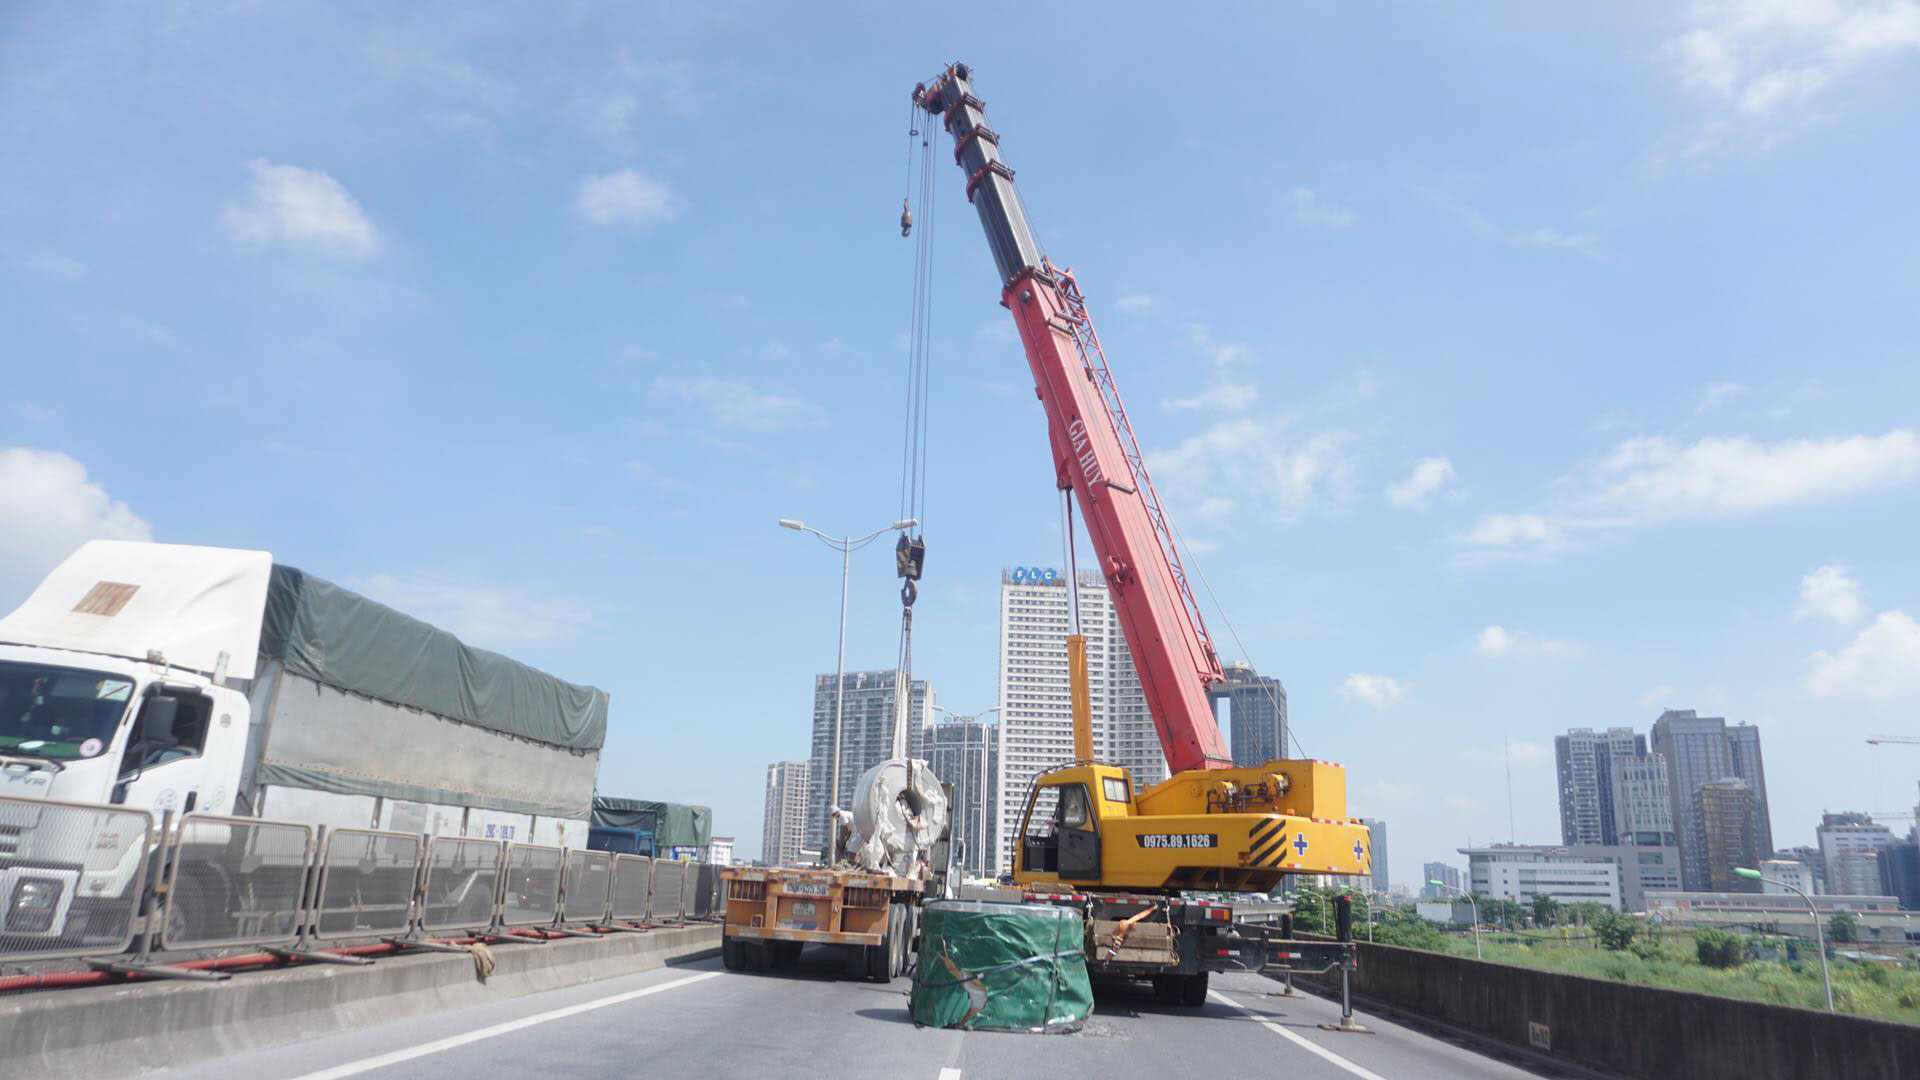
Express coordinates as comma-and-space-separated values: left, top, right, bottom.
1301, 941, 1920, 1080
0, 923, 719, 1079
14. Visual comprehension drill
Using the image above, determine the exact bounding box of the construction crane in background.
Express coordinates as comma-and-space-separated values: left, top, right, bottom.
1867, 735, 1920, 745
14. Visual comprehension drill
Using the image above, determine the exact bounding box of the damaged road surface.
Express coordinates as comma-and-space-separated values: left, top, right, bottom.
154, 950, 1561, 1080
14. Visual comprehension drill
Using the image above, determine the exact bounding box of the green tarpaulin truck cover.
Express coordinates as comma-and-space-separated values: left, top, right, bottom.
910, 900, 1093, 1032
592, 797, 713, 848
260, 565, 608, 751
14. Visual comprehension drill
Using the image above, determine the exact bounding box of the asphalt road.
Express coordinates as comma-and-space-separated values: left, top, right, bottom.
155, 948, 1559, 1080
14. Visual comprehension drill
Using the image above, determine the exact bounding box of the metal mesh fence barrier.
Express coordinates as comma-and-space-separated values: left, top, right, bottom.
163, 814, 313, 950
649, 858, 687, 921
688, 862, 717, 918
609, 855, 652, 920
562, 850, 612, 924
500, 843, 564, 928
0, 795, 154, 962
420, 837, 503, 933
312, 829, 422, 940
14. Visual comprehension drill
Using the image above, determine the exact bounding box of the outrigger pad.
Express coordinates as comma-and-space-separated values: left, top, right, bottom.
909, 900, 1091, 1033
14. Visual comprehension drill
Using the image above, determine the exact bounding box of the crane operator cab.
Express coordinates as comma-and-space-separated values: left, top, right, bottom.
1018, 764, 1128, 883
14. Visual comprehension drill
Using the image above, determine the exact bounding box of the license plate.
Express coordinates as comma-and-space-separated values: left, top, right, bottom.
790, 901, 818, 916
785, 881, 830, 897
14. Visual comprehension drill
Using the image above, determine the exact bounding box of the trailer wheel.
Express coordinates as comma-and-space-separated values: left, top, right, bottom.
722, 935, 747, 971
161, 871, 217, 948
1175, 971, 1209, 1007
769, 940, 802, 968
864, 905, 898, 983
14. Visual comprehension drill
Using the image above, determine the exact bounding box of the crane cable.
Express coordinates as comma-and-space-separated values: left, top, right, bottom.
890, 99, 938, 758
1166, 514, 1309, 761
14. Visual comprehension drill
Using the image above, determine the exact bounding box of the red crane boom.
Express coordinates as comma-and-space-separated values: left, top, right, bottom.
915, 63, 1233, 774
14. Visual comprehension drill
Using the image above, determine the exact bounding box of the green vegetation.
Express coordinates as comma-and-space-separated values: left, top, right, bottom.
1829, 911, 1860, 944
1694, 927, 1743, 969
1411, 921, 1920, 1025
1590, 910, 1638, 952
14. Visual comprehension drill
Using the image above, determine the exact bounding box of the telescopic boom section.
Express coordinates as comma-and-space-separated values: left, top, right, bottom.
915, 63, 1232, 773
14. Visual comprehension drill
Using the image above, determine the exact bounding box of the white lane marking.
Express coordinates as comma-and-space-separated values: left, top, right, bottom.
938, 1070, 962, 1080
291, 970, 722, 1080
1208, 990, 1388, 1080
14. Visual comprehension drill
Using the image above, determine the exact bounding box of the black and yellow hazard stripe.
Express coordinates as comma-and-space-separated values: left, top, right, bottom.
1247, 817, 1289, 867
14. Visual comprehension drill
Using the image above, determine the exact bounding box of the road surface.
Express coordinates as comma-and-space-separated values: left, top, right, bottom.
156, 947, 1563, 1080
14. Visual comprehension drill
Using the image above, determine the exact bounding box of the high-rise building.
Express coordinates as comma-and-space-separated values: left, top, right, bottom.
1208, 663, 1287, 767
1880, 842, 1920, 910
1360, 818, 1389, 894
1461, 845, 1623, 911
806, 670, 934, 850
1694, 779, 1762, 892
1773, 846, 1828, 895
920, 714, 999, 878
1818, 812, 1896, 896
1422, 861, 1462, 899
1651, 710, 1772, 890
1610, 753, 1677, 847
762, 760, 811, 867
1556, 727, 1644, 846
996, 567, 1158, 873
1760, 858, 1815, 897
1725, 724, 1773, 855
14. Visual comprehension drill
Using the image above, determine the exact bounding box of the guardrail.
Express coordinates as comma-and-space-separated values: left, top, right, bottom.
0, 793, 726, 984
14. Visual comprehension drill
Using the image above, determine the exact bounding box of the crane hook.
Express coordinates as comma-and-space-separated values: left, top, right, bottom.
900, 198, 913, 238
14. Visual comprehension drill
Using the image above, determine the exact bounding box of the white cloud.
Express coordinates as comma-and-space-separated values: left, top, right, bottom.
1797, 563, 1868, 623
350, 574, 594, 648
1474, 625, 1572, 658
225, 159, 380, 257
652, 376, 825, 432
1113, 293, 1154, 313
1340, 673, 1407, 710
1696, 381, 1746, 413
1163, 323, 1257, 413
575, 169, 679, 226
1640, 686, 1678, 706
1476, 626, 1514, 657
1150, 422, 1352, 524
1457, 429, 1920, 558
1163, 383, 1260, 413
1292, 188, 1356, 228
1509, 227, 1597, 252
1808, 610, 1920, 700
1589, 430, 1920, 520
1386, 456, 1458, 509
0, 448, 153, 605
1669, 1, 1920, 118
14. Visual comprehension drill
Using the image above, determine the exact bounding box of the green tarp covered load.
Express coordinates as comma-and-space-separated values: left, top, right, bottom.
910, 900, 1093, 1033
592, 797, 713, 848
260, 565, 608, 750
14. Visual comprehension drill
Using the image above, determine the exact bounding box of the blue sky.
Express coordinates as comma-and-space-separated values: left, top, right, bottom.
4, 3, 1918, 880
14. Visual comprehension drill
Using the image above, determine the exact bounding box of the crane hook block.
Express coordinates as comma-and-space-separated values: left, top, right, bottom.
895, 533, 926, 581
900, 198, 913, 237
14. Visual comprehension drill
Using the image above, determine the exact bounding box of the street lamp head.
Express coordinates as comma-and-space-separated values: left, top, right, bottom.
1733, 867, 1762, 881
1428, 879, 1445, 888
778, 518, 805, 531
892, 518, 919, 530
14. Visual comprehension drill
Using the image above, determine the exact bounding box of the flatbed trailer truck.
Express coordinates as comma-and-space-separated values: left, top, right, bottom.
718, 864, 923, 982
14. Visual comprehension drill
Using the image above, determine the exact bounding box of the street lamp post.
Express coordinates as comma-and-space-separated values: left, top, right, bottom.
779, 516, 917, 863
1736, 866, 1833, 1012
1430, 879, 1481, 960
933, 704, 1000, 880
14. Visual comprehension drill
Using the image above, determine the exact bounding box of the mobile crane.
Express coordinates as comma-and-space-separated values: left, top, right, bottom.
914, 63, 1371, 1004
